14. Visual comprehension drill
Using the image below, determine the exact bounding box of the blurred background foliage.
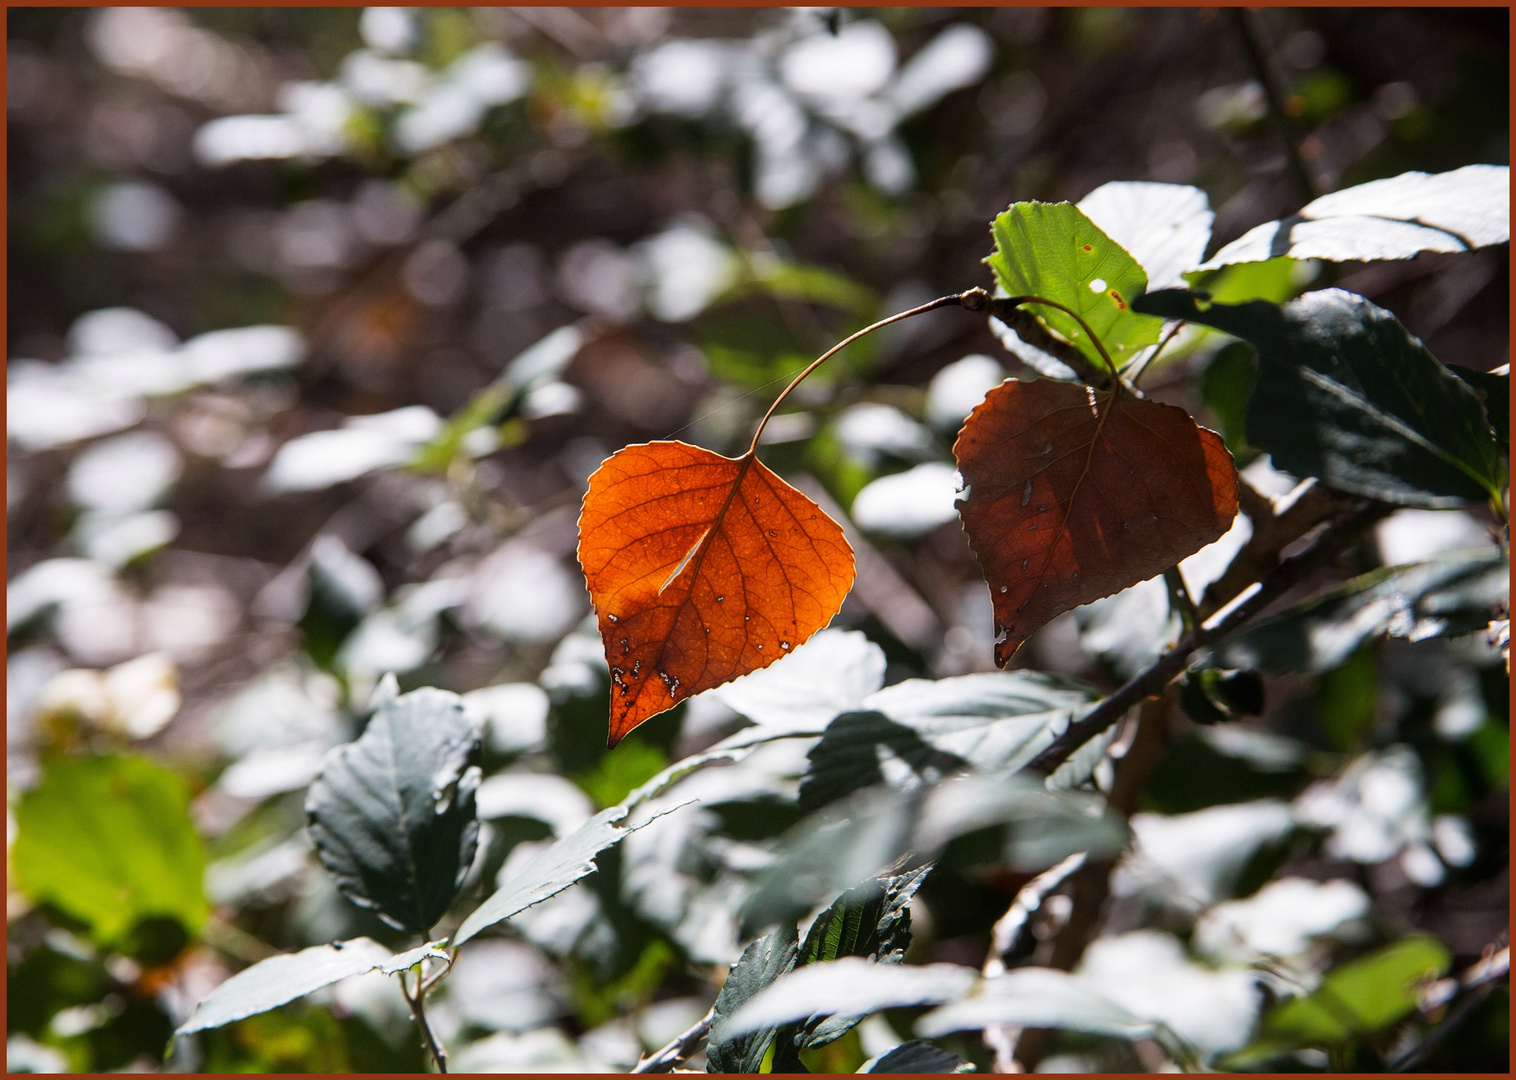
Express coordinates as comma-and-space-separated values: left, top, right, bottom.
6, 6, 1508, 1073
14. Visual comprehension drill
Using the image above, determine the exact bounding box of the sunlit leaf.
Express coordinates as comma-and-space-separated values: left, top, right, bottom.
954, 378, 1238, 666
454, 805, 639, 945
1198, 165, 1509, 270
916, 966, 1158, 1041
12, 754, 207, 946
578, 441, 855, 745
1212, 548, 1508, 673
985, 201, 1166, 370
723, 959, 979, 1039
176, 938, 394, 1035
1076, 180, 1213, 291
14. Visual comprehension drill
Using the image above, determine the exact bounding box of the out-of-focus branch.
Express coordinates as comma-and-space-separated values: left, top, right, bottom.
1014, 692, 1174, 1071
1223, 8, 1316, 205
632, 1005, 715, 1074
1200, 476, 1349, 619
981, 851, 1089, 1073
1391, 938, 1510, 1072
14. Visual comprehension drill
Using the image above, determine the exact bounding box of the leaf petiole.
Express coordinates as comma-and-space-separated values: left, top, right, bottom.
1000, 294, 1124, 388
746, 289, 989, 455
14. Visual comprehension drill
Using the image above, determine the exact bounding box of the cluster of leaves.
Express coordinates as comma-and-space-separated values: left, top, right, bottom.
116, 163, 1507, 1074
7, 8, 1509, 1075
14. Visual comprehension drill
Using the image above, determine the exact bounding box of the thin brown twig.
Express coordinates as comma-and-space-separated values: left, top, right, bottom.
746, 290, 983, 454
1224, 8, 1316, 206
1024, 499, 1392, 775
399, 966, 449, 1073
984, 297, 1112, 388
632, 1005, 716, 1073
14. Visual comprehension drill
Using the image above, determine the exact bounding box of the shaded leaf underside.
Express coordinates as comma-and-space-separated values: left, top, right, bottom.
954, 380, 1238, 665
578, 441, 855, 745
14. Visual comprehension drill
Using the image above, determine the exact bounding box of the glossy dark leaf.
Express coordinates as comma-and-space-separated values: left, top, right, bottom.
1449, 365, 1509, 450
306, 686, 481, 935
781, 864, 935, 1053
862, 1040, 967, 1073
1136, 288, 1505, 506
706, 924, 800, 1074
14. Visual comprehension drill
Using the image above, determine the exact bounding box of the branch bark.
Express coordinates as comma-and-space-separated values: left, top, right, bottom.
1025, 498, 1391, 776
632, 1005, 716, 1074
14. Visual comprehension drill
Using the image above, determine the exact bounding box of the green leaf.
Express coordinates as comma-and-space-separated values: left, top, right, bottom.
1213, 548, 1508, 673
707, 924, 801, 1074
732, 258, 878, 318
1253, 934, 1451, 1051
799, 711, 967, 814
742, 777, 1123, 938
454, 805, 636, 945
1136, 288, 1505, 506
799, 864, 931, 968
860, 1040, 966, 1073
986, 201, 1165, 372
1076, 180, 1213, 291
863, 671, 1100, 775
1450, 365, 1509, 450
176, 938, 395, 1035
724, 960, 980, 1039
1178, 668, 1266, 726
305, 687, 482, 935
1199, 341, 1257, 456
916, 966, 1158, 1041
12, 753, 208, 945
1185, 256, 1316, 304
1199, 165, 1509, 269
783, 865, 935, 1052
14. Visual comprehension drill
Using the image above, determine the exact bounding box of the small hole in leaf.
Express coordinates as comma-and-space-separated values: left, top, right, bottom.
1089, 278, 1107, 292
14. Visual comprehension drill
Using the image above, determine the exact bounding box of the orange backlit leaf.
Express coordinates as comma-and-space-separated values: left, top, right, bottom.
578, 441, 855, 746
954, 379, 1239, 667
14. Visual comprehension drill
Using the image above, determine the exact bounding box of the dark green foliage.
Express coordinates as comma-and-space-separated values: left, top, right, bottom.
1199, 341, 1257, 455
1449, 364, 1509, 449
780, 864, 934, 1054
799, 710, 966, 813
1178, 668, 1265, 726
305, 687, 482, 935
863, 1040, 967, 1073
1136, 288, 1505, 506
707, 924, 801, 1074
